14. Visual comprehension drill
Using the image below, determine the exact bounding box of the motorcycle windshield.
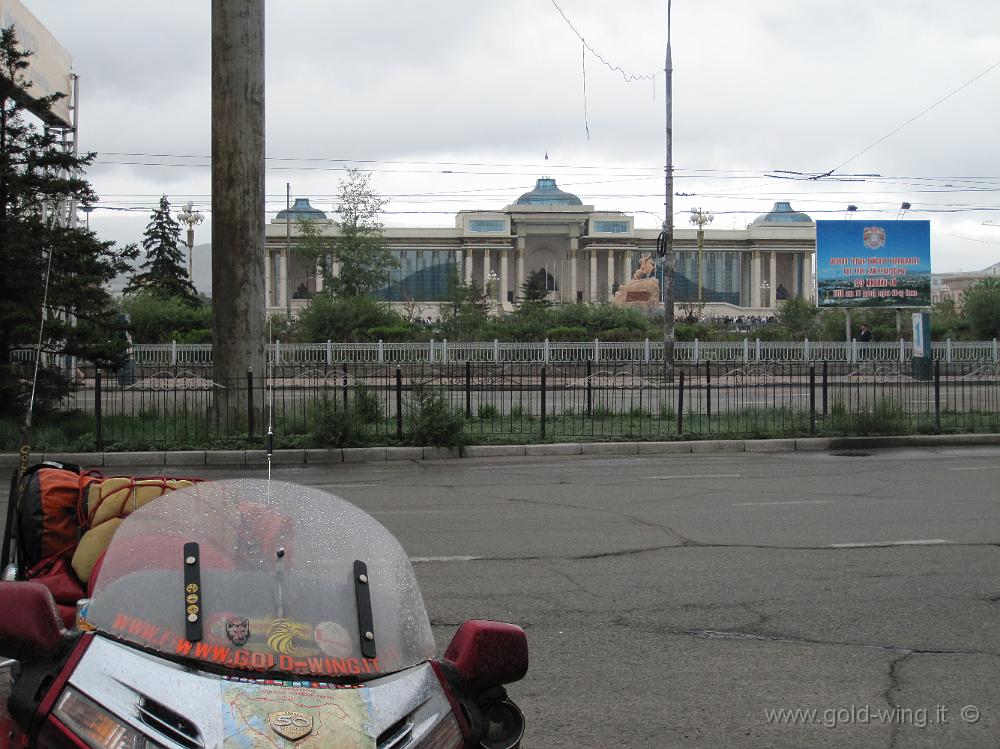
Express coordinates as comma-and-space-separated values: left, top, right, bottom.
86, 479, 435, 679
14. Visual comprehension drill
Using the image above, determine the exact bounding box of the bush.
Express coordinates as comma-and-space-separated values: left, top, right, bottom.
477, 403, 500, 419
546, 326, 588, 342
352, 383, 383, 423
406, 386, 466, 447
313, 395, 367, 447
828, 397, 907, 435
296, 294, 407, 342
122, 290, 212, 343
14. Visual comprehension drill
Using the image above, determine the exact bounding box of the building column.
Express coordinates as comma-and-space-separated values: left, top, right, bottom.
769, 252, 777, 308
803, 253, 812, 301
278, 252, 288, 308
264, 250, 273, 307
620, 249, 632, 287
516, 237, 526, 301
606, 250, 615, 299
752, 251, 762, 308
500, 250, 509, 307
464, 249, 474, 284
589, 250, 598, 302
482, 249, 491, 289
569, 236, 579, 303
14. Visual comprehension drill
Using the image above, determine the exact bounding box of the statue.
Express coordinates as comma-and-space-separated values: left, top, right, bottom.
614, 253, 660, 311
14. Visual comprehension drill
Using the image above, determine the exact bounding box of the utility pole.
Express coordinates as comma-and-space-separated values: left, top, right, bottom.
660, 0, 675, 374
689, 207, 713, 303
212, 0, 265, 405
285, 182, 292, 320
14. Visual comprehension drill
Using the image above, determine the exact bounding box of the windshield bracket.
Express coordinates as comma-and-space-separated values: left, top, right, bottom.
183, 542, 203, 642
353, 560, 376, 659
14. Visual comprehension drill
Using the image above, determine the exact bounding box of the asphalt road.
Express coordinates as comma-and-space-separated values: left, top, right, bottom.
12, 448, 1000, 747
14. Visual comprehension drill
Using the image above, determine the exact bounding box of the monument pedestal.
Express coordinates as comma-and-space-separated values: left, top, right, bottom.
613, 278, 661, 312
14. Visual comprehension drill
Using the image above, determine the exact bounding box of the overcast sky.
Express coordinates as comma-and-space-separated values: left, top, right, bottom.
20, 0, 1000, 288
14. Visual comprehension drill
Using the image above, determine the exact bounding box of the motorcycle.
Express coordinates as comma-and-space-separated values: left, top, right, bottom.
0, 478, 527, 748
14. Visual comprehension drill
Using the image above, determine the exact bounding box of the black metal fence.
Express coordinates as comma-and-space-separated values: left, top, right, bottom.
10, 360, 1000, 452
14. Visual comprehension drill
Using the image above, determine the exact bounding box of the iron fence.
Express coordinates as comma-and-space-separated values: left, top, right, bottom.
9, 360, 1000, 452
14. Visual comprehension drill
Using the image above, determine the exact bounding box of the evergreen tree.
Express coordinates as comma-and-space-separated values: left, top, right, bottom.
0, 27, 137, 416
124, 195, 197, 303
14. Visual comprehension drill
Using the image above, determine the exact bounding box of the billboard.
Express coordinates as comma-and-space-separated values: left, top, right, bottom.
0, 0, 73, 127
815, 220, 931, 308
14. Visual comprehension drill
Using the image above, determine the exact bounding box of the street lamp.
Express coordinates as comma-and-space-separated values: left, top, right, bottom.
487, 270, 499, 314
689, 207, 713, 303
177, 202, 205, 282
760, 279, 770, 309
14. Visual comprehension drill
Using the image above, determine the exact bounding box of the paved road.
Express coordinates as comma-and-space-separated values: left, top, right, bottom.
11, 447, 1000, 747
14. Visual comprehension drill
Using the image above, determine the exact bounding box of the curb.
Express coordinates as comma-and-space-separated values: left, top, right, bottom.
4, 433, 999, 469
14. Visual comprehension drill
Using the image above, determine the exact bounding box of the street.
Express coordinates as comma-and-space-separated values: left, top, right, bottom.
83, 446, 1000, 747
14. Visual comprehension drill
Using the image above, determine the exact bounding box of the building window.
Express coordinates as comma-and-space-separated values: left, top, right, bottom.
372, 249, 457, 302
593, 220, 629, 234
468, 219, 506, 233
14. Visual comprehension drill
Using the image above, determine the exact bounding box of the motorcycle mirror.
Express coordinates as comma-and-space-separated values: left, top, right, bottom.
478, 699, 526, 749
443, 620, 528, 693
0, 582, 67, 660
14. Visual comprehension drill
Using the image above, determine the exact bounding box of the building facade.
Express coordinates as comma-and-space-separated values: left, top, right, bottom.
264, 179, 816, 318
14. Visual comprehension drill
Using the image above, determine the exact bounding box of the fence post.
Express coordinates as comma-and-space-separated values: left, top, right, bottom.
494, 339, 500, 363
94, 369, 103, 452
851, 339, 858, 364
429, 339, 434, 363
395, 367, 403, 439
756, 338, 762, 361
934, 359, 941, 431
993, 338, 998, 362
822, 360, 828, 416
465, 360, 472, 418
246, 368, 254, 439
586, 359, 593, 417
804, 338, 810, 362
342, 372, 349, 411
171, 340, 177, 367
809, 363, 816, 435
644, 338, 650, 363
378, 340, 384, 364
694, 338, 700, 364
705, 360, 711, 420
540, 365, 547, 440
594, 338, 600, 363
443, 339, 449, 364
544, 338, 550, 364
899, 338, 905, 364
743, 338, 749, 364
946, 338, 952, 363
327, 339, 333, 367
276, 339, 282, 365
677, 370, 685, 434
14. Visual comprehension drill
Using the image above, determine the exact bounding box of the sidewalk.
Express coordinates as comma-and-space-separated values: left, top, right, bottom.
3, 433, 999, 468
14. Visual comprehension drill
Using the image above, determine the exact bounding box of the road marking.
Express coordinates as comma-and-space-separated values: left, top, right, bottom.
828, 539, 951, 548
410, 555, 482, 563
949, 466, 1000, 471
315, 483, 379, 489
733, 500, 831, 507
647, 474, 742, 480
372, 510, 449, 515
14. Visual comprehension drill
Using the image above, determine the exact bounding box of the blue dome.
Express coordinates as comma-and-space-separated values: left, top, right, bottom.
752, 201, 812, 225
276, 198, 327, 221
514, 178, 583, 206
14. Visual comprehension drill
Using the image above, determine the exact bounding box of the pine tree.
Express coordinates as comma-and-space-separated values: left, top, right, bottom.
0, 27, 137, 417
124, 195, 197, 304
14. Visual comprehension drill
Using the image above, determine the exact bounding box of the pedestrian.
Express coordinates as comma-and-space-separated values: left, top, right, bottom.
858, 324, 871, 342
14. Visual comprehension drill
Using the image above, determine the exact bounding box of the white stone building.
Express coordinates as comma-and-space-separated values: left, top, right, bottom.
264, 178, 816, 318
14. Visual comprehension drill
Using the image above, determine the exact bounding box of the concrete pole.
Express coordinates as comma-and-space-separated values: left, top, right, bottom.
661, 0, 675, 372
212, 0, 265, 397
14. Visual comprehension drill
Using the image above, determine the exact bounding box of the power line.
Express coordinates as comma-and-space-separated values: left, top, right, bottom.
548, 0, 656, 84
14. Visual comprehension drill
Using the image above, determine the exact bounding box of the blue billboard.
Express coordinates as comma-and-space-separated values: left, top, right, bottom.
816, 220, 931, 307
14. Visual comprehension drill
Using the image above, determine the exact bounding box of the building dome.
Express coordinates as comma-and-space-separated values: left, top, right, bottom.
514, 178, 583, 206
276, 197, 327, 221
751, 201, 813, 226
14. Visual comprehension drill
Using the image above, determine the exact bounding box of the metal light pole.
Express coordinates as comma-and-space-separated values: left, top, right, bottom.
659, 0, 675, 374
689, 207, 713, 303
177, 202, 205, 282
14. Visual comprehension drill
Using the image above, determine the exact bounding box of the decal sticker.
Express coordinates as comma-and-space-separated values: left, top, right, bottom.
226, 617, 251, 647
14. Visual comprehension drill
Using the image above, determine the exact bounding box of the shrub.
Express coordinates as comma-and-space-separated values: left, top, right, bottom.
352, 384, 383, 423
313, 394, 367, 447
406, 386, 466, 447
477, 403, 500, 419
509, 404, 533, 420
591, 405, 613, 420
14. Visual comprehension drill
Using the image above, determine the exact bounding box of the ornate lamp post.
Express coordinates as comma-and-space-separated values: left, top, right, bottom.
689, 207, 713, 303
487, 270, 499, 315
177, 202, 205, 281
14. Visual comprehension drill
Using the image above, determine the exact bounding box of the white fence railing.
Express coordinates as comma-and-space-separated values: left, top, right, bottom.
13, 339, 1000, 367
